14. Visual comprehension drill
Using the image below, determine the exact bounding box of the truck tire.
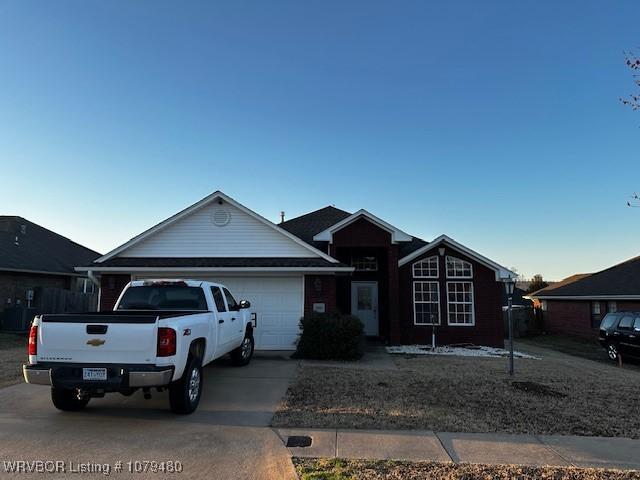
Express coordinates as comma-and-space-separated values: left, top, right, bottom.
51, 387, 90, 412
231, 333, 254, 367
169, 355, 203, 414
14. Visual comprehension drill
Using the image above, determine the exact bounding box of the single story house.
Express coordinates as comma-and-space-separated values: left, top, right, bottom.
0, 216, 101, 326
77, 191, 514, 350
528, 257, 640, 338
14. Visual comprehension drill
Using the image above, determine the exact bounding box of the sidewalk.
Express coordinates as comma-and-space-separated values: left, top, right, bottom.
276, 428, 640, 470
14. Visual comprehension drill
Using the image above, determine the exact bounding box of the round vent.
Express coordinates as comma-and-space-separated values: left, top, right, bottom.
211, 208, 231, 227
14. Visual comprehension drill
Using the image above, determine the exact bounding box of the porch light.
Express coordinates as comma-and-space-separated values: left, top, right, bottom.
504, 279, 515, 296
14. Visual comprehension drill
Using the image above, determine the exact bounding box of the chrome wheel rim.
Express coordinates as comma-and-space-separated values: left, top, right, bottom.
188, 367, 201, 402
608, 344, 618, 360
241, 337, 252, 359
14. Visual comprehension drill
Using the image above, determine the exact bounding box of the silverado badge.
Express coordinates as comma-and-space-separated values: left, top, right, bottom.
86, 338, 106, 347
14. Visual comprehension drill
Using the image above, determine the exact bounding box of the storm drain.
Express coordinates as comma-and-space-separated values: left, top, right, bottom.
286, 436, 312, 448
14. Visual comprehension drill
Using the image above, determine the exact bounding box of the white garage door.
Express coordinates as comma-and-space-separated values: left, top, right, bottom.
209, 276, 303, 350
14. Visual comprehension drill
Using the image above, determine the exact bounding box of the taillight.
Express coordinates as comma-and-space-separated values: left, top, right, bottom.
157, 328, 176, 357
28, 325, 37, 356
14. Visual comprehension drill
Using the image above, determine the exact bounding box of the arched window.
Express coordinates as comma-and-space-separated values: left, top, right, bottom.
446, 256, 472, 278
413, 256, 438, 278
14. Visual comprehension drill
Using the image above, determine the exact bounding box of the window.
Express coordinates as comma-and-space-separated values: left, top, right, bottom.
211, 287, 226, 312
591, 302, 601, 315
590, 302, 602, 329
413, 281, 440, 325
223, 288, 239, 311
600, 313, 618, 330
351, 255, 378, 271
413, 256, 438, 278
541, 300, 548, 312
447, 282, 474, 325
618, 315, 634, 330
607, 301, 617, 313
446, 256, 473, 278
633, 317, 640, 332
118, 286, 208, 310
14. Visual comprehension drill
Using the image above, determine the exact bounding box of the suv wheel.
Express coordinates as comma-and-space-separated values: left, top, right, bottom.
606, 342, 619, 361
51, 387, 90, 412
169, 355, 203, 414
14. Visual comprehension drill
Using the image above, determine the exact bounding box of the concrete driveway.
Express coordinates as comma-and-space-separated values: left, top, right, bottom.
0, 352, 298, 479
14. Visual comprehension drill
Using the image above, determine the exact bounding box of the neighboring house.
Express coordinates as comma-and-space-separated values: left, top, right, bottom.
0, 216, 101, 316
527, 260, 640, 338
76, 191, 514, 350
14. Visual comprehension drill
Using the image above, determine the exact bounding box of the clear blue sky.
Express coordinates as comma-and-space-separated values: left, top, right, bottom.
1, 1, 638, 280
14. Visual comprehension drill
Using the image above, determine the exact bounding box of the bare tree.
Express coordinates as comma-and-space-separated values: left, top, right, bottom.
621, 51, 640, 110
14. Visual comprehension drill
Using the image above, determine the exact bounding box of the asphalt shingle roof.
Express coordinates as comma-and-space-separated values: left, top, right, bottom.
0, 216, 100, 275
88, 257, 348, 268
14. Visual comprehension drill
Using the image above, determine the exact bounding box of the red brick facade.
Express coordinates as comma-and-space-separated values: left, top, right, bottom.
398, 245, 504, 347
303, 275, 337, 317
544, 299, 640, 338
98, 274, 131, 311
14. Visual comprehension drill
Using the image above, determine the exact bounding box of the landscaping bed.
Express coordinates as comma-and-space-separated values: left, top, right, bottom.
273, 347, 640, 437
0, 332, 26, 389
294, 458, 640, 480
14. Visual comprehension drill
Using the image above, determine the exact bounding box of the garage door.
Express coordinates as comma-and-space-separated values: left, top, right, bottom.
208, 276, 303, 350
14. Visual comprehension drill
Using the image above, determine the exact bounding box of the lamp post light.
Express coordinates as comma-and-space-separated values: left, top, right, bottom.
504, 278, 516, 376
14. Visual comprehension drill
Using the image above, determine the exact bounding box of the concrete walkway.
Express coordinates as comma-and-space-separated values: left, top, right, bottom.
277, 428, 640, 470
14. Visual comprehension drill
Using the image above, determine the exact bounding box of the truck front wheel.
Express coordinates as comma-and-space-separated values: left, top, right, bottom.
51, 387, 90, 412
231, 333, 254, 366
169, 355, 203, 414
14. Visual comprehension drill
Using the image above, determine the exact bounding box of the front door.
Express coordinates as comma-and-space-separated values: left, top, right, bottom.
351, 281, 378, 336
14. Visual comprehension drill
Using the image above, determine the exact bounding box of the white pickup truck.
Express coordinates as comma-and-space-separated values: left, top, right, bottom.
23, 280, 255, 414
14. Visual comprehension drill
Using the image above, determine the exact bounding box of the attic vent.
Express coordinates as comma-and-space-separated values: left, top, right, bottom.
211, 208, 231, 227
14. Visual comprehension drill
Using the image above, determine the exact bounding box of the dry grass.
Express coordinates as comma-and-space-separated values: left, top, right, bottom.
0, 332, 26, 389
294, 458, 640, 480
274, 347, 640, 437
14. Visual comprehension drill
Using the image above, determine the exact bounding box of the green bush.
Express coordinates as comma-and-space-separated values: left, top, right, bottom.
293, 313, 364, 360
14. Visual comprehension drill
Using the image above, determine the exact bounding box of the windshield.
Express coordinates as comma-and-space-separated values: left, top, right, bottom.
117, 286, 208, 311
600, 313, 618, 330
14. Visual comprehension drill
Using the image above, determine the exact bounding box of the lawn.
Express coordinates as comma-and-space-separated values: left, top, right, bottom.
273, 346, 640, 438
0, 332, 26, 389
294, 458, 640, 480
518, 334, 616, 365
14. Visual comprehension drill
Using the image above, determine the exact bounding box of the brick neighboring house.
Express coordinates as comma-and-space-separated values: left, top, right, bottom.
0, 216, 101, 319
528, 257, 640, 338
77, 191, 515, 350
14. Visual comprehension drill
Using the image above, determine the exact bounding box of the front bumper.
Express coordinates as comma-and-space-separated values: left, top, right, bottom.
23, 363, 174, 390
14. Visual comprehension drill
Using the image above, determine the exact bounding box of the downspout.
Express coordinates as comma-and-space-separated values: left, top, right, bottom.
87, 270, 101, 311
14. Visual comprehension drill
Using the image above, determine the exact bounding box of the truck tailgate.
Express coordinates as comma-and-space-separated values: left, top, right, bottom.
38, 314, 159, 364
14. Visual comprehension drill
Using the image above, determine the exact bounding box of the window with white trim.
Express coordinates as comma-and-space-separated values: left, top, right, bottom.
413, 256, 438, 278
350, 255, 378, 271
413, 281, 440, 325
447, 282, 474, 325
446, 256, 473, 278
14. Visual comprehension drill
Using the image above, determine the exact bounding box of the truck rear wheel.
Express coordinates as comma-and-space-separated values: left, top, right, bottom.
231, 333, 254, 366
51, 387, 90, 412
169, 355, 202, 414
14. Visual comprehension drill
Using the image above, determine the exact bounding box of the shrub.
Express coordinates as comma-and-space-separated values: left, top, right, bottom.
293, 313, 364, 360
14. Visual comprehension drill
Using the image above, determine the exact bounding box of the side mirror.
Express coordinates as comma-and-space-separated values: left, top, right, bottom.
239, 300, 251, 309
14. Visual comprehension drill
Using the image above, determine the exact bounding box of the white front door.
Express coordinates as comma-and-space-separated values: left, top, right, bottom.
351, 281, 378, 336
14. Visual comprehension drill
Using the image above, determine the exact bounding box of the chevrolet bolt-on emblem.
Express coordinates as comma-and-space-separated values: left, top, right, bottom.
86, 338, 105, 347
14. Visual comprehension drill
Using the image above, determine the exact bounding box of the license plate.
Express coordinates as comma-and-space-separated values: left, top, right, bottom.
82, 368, 107, 381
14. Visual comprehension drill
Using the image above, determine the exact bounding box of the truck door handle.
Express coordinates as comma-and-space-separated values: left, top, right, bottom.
218, 319, 224, 324
231, 317, 236, 321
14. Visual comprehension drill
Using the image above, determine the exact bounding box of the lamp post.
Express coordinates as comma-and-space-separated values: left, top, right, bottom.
504, 279, 515, 376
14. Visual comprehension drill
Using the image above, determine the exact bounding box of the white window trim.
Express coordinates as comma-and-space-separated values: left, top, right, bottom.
412, 256, 439, 279
445, 256, 473, 279
446, 281, 475, 326
413, 281, 440, 325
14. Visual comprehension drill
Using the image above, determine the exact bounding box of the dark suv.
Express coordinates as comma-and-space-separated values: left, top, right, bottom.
599, 312, 640, 361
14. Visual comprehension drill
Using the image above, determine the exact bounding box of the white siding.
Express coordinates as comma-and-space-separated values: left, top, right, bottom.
121, 203, 314, 258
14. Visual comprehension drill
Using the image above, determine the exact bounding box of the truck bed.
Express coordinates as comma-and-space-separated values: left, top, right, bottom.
40, 310, 208, 323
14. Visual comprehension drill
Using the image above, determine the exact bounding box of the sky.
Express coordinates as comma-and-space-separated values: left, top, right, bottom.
0, 1, 639, 280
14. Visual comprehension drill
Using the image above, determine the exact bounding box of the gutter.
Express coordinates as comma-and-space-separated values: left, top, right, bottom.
75, 266, 356, 274
87, 270, 100, 288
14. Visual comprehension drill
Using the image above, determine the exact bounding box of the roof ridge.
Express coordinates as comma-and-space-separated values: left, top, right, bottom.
281, 205, 351, 225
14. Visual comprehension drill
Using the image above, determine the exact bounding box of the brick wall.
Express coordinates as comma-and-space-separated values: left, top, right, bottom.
398, 246, 504, 348
545, 300, 640, 338
303, 275, 337, 317
99, 274, 131, 311
0, 272, 70, 313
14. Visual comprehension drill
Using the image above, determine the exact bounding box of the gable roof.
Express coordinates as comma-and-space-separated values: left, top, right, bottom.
94, 191, 339, 264
280, 206, 352, 250
0, 216, 100, 276
527, 274, 591, 298
312, 209, 413, 243
528, 256, 640, 299
398, 234, 515, 281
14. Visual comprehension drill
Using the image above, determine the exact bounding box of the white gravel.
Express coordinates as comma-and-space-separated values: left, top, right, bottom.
386, 344, 540, 359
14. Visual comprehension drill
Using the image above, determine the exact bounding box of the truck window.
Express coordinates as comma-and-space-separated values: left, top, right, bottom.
211, 287, 226, 312
118, 286, 208, 310
223, 288, 239, 311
